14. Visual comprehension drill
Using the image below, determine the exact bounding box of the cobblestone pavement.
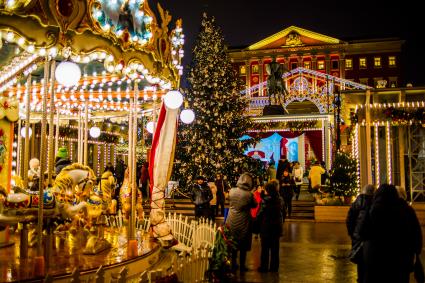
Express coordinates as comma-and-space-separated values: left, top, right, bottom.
232, 221, 425, 283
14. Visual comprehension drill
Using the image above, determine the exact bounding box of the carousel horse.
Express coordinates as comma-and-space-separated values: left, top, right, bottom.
86, 170, 117, 224
119, 168, 144, 221
83, 171, 117, 254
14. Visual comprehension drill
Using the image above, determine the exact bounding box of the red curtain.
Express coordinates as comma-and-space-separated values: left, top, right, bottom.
305, 131, 323, 162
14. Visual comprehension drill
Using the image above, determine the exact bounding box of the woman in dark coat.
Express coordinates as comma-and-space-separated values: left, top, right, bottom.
361, 184, 422, 283
346, 184, 375, 283
257, 179, 286, 272
280, 169, 294, 218
226, 172, 257, 272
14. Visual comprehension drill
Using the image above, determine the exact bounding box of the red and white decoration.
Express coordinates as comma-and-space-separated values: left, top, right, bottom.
148, 102, 179, 245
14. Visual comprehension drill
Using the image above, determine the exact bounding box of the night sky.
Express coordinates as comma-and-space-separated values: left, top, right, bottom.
157, 0, 422, 86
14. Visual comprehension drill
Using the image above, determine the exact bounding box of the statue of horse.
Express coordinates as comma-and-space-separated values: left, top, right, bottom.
119, 168, 144, 221
266, 57, 289, 105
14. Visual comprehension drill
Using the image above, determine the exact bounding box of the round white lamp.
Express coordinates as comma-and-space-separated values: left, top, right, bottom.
163, 90, 183, 110
55, 61, 81, 87
89, 126, 101, 138
146, 121, 155, 134
180, 109, 195, 124
20, 126, 32, 138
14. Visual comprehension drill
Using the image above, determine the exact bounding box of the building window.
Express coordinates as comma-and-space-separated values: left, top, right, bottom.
317, 60, 325, 70
291, 62, 298, 70
359, 78, 369, 86
331, 60, 339, 70
374, 57, 381, 68
345, 59, 353, 70
251, 64, 259, 74
359, 58, 367, 69
389, 77, 398, 87
388, 56, 396, 67
239, 65, 246, 75
304, 61, 311, 69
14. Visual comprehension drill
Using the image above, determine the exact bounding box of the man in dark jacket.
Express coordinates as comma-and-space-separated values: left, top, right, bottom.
276, 155, 290, 181
360, 184, 423, 283
55, 147, 71, 175
346, 184, 375, 283
191, 176, 213, 220
214, 173, 230, 216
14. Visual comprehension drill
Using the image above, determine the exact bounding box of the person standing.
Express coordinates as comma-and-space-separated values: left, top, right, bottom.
139, 161, 150, 201
214, 173, 229, 217
346, 184, 375, 283
280, 169, 294, 218
55, 147, 71, 175
292, 162, 303, 201
208, 180, 217, 221
257, 179, 285, 272
190, 176, 213, 220
276, 155, 290, 182
226, 173, 257, 272
308, 161, 325, 191
266, 163, 277, 181
360, 184, 423, 283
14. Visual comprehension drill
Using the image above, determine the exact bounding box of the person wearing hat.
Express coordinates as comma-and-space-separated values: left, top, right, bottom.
190, 175, 213, 220
226, 172, 258, 272
55, 147, 71, 175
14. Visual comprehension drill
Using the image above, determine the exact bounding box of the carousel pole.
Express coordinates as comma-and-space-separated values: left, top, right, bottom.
23, 75, 32, 189
77, 109, 82, 163
83, 100, 89, 165
127, 95, 134, 239
54, 110, 60, 160
17, 119, 22, 176
130, 81, 139, 240
47, 60, 56, 185
35, 55, 50, 274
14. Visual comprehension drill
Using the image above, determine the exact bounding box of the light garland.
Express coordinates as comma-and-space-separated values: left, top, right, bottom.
386, 121, 392, 184
374, 123, 380, 187
353, 124, 361, 189
356, 101, 425, 111
69, 141, 73, 162
97, 145, 101, 175
248, 127, 322, 133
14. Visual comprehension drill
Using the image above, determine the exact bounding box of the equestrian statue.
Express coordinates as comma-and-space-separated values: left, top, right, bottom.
263, 57, 289, 115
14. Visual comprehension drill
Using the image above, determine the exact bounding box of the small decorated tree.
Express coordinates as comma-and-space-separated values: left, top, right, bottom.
208, 226, 236, 282
330, 151, 359, 197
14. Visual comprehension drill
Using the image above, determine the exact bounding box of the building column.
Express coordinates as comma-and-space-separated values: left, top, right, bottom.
311, 55, 317, 71
297, 55, 303, 69
284, 55, 290, 71
325, 53, 331, 74
258, 59, 264, 96
398, 90, 406, 188
365, 90, 373, 185
245, 60, 250, 97
339, 52, 346, 79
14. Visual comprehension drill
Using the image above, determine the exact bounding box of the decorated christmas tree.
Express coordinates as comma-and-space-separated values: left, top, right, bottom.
330, 151, 359, 197
172, 14, 261, 192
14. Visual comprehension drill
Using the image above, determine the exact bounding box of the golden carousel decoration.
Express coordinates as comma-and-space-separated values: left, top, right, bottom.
0, 0, 185, 281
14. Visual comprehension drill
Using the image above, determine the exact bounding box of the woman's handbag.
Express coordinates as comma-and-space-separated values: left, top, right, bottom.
414, 254, 425, 283
348, 241, 363, 264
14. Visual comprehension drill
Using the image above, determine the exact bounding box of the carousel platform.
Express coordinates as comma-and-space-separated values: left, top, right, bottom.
0, 227, 161, 282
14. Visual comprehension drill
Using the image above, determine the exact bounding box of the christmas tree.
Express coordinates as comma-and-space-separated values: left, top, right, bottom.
172, 14, 261, 192
329, 151, 359, 197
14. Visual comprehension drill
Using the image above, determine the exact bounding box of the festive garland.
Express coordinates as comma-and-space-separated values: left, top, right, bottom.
208, 225, 236, 282
271, 121, 318, 132
352, 107, 425, 125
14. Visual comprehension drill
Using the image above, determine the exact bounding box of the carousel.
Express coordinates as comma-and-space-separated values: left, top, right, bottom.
0, 0, 188, 281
